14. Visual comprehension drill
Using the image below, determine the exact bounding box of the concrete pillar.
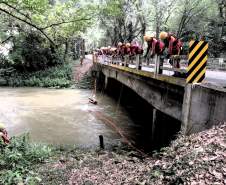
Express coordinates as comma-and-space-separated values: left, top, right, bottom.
152, 108, 157, 142
104, 76, 108, 89
181, 84, 193, 135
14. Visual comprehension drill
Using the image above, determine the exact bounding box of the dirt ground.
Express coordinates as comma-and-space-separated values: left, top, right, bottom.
36, 123, 226, 185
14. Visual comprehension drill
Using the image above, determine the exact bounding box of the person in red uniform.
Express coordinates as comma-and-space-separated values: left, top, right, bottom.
123, 43, 131, 66
130, 41, 143, 56
0, 123, 10, 145
143, 35, 156, 65
125, 43, 131, 55
144, 35, 153, 58
152, 37, 165, 74
117, 42, 126, 64
159, 31, 183, 76
144, 34, 165, 73
117, 42, 125, 56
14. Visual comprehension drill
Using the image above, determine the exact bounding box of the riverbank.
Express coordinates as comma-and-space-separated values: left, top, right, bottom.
0, 62, 73, 88
0, 58, 95, 89
3, 123, 223, 185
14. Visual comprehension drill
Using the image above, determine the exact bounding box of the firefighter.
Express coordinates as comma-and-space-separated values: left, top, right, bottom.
124, 43, 131, 66
125, 43, 131, 55
0, 123, 10, 145
116, 42, 125, 65
151, 37, 165, 74
159, 31, 183, 77
131, 41, 143, 56
117, 42, 125, 58
143, 35, 155, 65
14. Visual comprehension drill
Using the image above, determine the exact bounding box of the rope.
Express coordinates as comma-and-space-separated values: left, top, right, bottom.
92, 56, 148, 157
89, 110, 148, 157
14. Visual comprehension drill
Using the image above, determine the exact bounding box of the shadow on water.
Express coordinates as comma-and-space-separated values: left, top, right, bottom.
102, 76, 181, 152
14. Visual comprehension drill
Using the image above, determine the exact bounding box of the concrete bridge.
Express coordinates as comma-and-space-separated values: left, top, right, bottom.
92, 55, 226, 136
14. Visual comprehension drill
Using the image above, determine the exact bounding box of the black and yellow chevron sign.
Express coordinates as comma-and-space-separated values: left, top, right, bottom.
187, 40, 208, 83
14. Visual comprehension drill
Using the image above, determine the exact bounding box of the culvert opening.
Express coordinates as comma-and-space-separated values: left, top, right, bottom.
104, 77, 181, 152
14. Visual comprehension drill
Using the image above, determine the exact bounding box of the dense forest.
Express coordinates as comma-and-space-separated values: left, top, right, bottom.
0, 0, 225, 80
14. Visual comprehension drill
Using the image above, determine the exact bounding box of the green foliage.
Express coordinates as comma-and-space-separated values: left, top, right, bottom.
3, 63, 73, 88
6, 32, 63, 72
0, 134, 52, 185
0, 0, 96, 46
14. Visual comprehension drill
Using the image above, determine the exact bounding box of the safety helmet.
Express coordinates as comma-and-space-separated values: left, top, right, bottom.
150, 33, 156, 38
110, 47, 117, 51
144, 35, 153, 41
0, 123, 5, 129
159, 31, 168, 40
118, 42, 123, 46
126, 43, 131, 47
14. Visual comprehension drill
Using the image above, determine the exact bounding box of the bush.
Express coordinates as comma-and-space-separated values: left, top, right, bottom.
0, 134, 52, 185
3, 63, 73, 88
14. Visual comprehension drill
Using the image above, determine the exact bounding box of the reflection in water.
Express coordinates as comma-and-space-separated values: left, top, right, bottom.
0, 87, 137, 149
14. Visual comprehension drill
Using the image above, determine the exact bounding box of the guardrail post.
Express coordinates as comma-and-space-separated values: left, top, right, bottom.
110, 56, 113, 64
136, 55, 142, 70
159, 55, 163, 74
112, 57, 116, 65
124, 55, 129, 67
154, 55, 160, 76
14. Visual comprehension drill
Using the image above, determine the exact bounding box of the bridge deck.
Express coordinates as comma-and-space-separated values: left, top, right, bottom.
96, 62, 186, 87
91, 54, 226, 88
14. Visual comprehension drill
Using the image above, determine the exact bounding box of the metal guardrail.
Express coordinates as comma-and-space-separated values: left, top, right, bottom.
93, 53, 226, 77
94, 54, 187, 76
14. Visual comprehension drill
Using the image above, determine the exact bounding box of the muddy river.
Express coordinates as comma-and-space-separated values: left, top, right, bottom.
0, 87, 140, 149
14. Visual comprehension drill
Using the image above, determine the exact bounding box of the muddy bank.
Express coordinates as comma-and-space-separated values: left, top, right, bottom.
35, 123, 226, 185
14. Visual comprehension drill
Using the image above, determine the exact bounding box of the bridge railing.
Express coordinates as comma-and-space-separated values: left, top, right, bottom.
93, 53, 226, 77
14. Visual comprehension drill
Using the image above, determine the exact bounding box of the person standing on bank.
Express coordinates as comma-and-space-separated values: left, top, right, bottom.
0, 123, 10, 145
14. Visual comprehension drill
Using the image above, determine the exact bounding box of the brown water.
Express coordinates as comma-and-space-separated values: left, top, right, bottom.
0, 87, 138, 149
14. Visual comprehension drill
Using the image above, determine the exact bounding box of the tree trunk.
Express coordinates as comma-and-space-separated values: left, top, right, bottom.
64, 40, 69, 62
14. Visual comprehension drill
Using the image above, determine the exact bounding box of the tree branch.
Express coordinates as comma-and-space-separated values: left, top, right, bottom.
1, 35, 13, 44
0, 7, 56, 47
0, 1, 32, 21
41, 18, 91, 30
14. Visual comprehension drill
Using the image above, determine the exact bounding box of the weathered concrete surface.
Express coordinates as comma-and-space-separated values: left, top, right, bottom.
93, 62, 226, 134
182, 84, 226, 134
95, 63, 185, 121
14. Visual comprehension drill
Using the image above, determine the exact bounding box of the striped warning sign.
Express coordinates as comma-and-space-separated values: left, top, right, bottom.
186, 40, 208, 83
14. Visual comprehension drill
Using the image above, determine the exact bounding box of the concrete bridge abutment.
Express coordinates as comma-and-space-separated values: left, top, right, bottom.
93, 63, 226, 138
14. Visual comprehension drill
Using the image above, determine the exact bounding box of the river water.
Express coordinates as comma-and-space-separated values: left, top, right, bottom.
0, 87, 140, 149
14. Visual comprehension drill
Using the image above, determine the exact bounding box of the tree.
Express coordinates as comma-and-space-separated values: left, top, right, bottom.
97, 0, 150, 46
0, 0, 96, 65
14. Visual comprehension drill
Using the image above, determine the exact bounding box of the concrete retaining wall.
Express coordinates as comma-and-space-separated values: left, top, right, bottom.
182, 84, 226, 134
